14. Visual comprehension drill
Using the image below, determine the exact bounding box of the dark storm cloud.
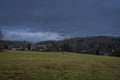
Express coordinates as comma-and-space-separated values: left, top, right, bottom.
0, 0, 120, 41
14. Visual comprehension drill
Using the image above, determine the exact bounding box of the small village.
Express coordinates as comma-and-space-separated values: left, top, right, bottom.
0, 40, 53, 52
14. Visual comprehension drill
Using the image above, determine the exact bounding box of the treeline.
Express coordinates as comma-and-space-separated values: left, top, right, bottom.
0, 36, 120, 57
36, 36, 120, 57
0, 40, 29, 51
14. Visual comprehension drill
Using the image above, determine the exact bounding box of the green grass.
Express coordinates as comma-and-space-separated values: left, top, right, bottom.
0, 51, 120, 80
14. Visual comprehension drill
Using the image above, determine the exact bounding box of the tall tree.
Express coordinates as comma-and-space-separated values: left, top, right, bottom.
0, 28, 3, 40
0, 28, 3, 51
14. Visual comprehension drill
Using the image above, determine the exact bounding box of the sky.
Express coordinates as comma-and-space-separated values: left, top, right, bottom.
0, 0, 120, 42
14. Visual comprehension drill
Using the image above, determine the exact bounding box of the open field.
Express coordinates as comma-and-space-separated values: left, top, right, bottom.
0, 51, 120, 80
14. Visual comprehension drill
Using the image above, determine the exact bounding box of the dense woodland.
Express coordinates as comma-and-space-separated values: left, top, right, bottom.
36, 36, 120, 57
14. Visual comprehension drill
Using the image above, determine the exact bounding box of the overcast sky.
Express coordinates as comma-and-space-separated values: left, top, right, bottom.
0, 0, 120, 42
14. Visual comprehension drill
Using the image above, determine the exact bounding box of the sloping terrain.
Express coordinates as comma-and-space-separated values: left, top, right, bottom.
0, 51, 120, 80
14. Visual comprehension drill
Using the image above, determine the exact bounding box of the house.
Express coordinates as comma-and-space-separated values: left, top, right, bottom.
11, 45, 22, 51
81, 49, 87, 53
99, 50, 110, 56
36, 45, 48, 51
30, 44, 37, 50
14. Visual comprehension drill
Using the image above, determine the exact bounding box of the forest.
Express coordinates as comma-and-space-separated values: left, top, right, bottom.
36, 36, 120, 57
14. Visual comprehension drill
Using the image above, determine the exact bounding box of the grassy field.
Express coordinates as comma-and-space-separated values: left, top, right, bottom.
0, 51, 120, 80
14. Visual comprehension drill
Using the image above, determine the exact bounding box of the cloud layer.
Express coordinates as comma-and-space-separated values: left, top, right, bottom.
0, 0, 120, 41
5, 31, 65, 42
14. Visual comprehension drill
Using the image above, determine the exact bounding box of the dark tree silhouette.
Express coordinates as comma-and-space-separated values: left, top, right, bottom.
27, 44, 31, 50
0, 28, 3, 51
0, 29, 3, 40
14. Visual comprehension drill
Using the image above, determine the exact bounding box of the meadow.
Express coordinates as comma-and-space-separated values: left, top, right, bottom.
0, 51, 120, 80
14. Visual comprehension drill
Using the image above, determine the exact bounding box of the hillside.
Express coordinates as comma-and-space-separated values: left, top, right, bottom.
36, 36, 120, 56
0, 51, 120, 80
